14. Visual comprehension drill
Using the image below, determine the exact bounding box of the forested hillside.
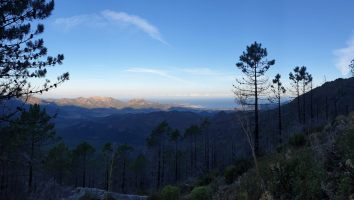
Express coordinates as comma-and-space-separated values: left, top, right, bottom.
1, 0, 354, 200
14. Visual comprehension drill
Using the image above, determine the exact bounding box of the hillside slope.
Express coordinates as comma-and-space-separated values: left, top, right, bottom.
150, 111, 354, 200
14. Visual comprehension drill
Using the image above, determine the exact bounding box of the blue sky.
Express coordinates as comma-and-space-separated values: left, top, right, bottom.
41, 0, 354, 98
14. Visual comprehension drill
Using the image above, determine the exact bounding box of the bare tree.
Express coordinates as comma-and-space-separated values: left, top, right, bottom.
235, 101, 265, 195
233, 42, 275, 156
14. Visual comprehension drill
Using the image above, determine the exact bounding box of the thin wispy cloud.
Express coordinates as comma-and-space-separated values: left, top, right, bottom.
333, 32, 354, 75
126, 67, 189, 83
101, 10, 168, 45
54, 10, 167, 44
54, 14, 106, 30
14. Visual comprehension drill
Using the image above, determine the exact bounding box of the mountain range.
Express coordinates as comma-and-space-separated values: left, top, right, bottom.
26, 96, 201, 110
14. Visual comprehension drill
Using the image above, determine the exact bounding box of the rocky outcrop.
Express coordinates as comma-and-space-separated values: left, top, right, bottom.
65, 187, 148, 200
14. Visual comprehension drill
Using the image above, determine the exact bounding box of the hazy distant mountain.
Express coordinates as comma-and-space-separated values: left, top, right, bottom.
26, 96, 200, 111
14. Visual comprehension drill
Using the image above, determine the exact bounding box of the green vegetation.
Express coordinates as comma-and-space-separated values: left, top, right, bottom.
288, 133, 307, 147
188, 186, 212, 200
226, 112, 354, 199
224, 159, 252, 184
160, 185, 180, 200
196, 171, 218, 186
149, 112, 354, 199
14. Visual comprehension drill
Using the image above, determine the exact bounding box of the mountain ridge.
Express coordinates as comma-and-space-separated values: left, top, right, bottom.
26, 96, 200, 110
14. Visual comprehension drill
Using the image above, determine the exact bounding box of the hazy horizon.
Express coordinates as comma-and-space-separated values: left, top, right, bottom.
40, 0, 354, 98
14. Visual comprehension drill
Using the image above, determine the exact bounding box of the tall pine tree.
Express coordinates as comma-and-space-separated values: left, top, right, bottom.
233, 42, 275, 156
269, 74, 286, 145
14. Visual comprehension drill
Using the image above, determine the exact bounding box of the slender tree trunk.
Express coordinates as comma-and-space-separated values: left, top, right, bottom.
82, 153, 86, 187
161, 145, 165, 187
121, 158, 126, 193
175, 141, 178, 183
190, 137, 193, 176
302, 84, 306, 124
28, 136, 34, 193
204, 131, 209, 172
310, 84, 313, 120
193, 134, 197, 173
212, 140, 216, 169
297, 85, 301, 123
278, 96, 282, 144
0, 162, 4, 195
135, 173, 138, 192
254, 66, 259, 156
210, 141, 214, 169
105, 162, 109, 191
108, 153, 115, 192
156, 144, 161, 190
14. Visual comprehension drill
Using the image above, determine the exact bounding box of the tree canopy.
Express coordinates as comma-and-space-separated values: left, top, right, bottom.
0, 0, 69, 106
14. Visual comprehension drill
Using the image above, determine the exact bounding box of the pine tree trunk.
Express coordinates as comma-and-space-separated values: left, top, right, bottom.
302, 84, 306, 124
83, 153, 86, 187
105, 163, 109, 191
194, 134, 197, 173
28, 136, 34, 193
121, 158, 126, 193
190, 137, 193, 176
254, 66, 259, 156
161, 146, 165, 187
310, 85, 313, 120
175, 141, 178, 183
297, 85, 301, 123
278, 96, 282, 144
156, 144, 161, 189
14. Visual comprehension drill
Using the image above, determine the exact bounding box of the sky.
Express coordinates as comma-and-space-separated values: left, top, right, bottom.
40, 0, 354, 99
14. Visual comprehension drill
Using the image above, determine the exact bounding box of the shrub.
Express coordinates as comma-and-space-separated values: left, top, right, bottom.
234, 170, 263, 200
188, 186, 212, 200
289, 133, 306, 147
196, 171, 218, 186
337, 128, 354, 161
160, 185, 180, 200
335, 176, 352, 200
224, 159, 252, 184
267, 150, 325, 199
224, 165, 237, 184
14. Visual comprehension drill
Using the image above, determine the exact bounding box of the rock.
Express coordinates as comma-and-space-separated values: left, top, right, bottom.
64, 187, 148, 200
